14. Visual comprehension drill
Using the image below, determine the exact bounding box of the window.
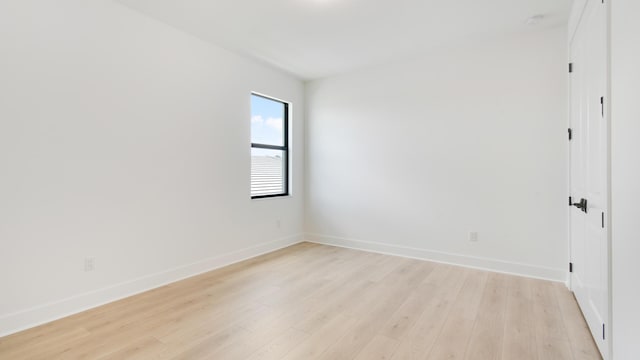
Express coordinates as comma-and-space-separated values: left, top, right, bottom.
251, 93, 289, 198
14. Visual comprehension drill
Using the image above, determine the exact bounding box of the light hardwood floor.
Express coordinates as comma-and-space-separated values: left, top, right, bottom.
0, 242, 601, 359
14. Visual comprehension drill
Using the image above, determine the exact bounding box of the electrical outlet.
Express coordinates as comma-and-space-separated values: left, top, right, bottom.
84, 257, 95, 272
469, 232, 479, 242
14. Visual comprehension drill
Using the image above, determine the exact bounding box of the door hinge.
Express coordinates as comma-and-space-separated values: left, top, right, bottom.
568, 128, 573, 140
569, 262, 573, 273
603, 323, 606, 340
602, 212, 605, 228
569, 196, 573, 206
601, 96, 605, 117
569, 63, 574, 73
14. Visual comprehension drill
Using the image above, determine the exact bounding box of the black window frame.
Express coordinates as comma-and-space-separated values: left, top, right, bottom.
250, 93, 289, 199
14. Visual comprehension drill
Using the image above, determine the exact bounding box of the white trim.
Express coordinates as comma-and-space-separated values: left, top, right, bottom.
0, 234, 304, 337
305, 233, 567, 283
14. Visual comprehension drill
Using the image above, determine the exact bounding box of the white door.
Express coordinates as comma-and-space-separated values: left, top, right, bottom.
569, 0, 609, 357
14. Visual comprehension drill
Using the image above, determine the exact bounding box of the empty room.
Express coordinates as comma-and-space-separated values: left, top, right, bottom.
1, 0, 638, 359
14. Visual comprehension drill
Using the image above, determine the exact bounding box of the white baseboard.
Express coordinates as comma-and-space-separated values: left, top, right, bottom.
305, 233, 567, 283
0, 234, 304, 337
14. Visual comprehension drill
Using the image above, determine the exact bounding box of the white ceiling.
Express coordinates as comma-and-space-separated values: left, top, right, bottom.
116, 0, 571, 80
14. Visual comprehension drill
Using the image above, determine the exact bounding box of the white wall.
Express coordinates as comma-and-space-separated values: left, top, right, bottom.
610, 0, 640, 358
305, 27, 568, 280
0, 0, 304, 335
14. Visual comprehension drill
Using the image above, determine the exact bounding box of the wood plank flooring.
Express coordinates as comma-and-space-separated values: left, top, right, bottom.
0, 242, 601, 359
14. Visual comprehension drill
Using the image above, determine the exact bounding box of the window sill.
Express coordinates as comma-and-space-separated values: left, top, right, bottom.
251, 194, 291, 200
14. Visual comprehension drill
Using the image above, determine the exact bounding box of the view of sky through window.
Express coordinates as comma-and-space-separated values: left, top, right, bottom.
251, 95, 284, 150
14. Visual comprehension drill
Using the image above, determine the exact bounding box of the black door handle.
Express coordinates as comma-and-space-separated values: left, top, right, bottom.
572, 198, 588, 213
